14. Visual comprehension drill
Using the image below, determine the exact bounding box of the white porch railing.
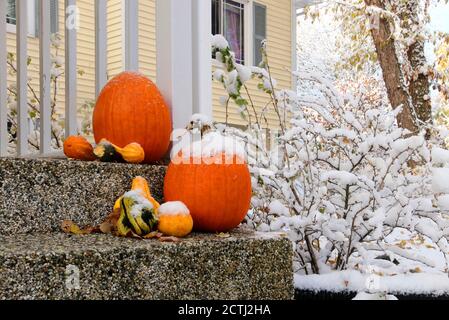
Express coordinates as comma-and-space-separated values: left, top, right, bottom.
0, 0, 212, 157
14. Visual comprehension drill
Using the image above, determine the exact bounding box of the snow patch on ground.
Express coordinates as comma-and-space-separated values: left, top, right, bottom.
353, 292, 398, 300
295, 271, 449, 296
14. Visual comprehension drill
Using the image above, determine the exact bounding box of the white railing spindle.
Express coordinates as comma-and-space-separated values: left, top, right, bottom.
95, 0, 107, 97
65, 0, 78, 137
39, 0, 52, 154
123, 0, 138, 71
0, 0, 7, 156
16, 0, 29, 156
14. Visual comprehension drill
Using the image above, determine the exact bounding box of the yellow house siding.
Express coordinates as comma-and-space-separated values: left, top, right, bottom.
105, 0, 157, 81
107, 0, 293, 128
107, 0, 123, 78
212, 0, 293, 129
5, 0, 291, 132
5, 0, 99, 123
138, 0, 156, 80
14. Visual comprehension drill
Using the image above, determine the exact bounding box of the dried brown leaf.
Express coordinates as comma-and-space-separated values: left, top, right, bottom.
143, 231, 163, 239
216, 232, 231, 238
61, 220, 93, 235
159, 236, 181, 243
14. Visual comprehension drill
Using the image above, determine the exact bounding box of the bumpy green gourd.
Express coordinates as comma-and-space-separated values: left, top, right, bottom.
116, 194, 158, 237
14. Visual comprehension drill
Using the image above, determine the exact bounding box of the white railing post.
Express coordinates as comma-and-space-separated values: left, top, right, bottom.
95, 0, 107, 97
123, 0, 138, 71
40, 0, 52, 154
0, 0, 7, 156
156, 0, 193, 130
65, 0, 78, 138
192, 0, 213, 117
16, 0, 29, 156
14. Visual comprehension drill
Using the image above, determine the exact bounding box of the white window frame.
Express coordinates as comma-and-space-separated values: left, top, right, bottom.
212, 0, 254, 67
6, 0, 37, 37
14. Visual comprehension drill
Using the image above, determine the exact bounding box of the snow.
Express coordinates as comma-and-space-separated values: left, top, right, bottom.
295, 271, 449, 296
353, 292, 398, 300
213, 69, 225, 82
432, 168, 449, 194
321, 170, 358, 185
437, 195, 449, 210
268, 200, 290, 216
211, 34, 229, 50
432, 147, 449, 165
158, 201, 190, 216
190, 113, 212, 126
179, 132, 246, 160
123, 191, 154, 218
236, 64, 252, 83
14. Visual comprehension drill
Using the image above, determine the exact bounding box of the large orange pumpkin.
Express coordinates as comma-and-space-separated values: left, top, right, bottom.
164, 154, 252, 232
93, 72, 172, 163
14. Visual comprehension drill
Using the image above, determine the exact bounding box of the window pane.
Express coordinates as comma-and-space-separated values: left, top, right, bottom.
35, 0, 60, 35
253, 3, 267, 66
50, 0, 59, 34
223, 0, 244, 64
6, 0, 16, 25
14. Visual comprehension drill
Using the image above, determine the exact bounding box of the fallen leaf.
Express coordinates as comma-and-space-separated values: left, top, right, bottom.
410, 267, 422, 274
122, 230, 143, 239
61, 220, 93, 235
216, 232, 231, 238
159, 236, 181, 243
143, 231, 163, 239
99, 220, 114, 234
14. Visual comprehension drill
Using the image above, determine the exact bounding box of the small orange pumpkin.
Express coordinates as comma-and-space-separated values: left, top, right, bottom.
92, 72, 172, 163
164, 153, 252, 232
63, 136, 96, 161
157, 201, 193, 237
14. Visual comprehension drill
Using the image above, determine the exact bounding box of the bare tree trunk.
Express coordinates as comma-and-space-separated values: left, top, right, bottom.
364, 0, 432, 135
404, 0, 433, 131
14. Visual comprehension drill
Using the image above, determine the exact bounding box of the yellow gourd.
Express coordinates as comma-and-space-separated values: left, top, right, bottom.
157, 201, 193, 238
94, 140, 145, 164
116, 143, 145, 164
114, 176, 161, 211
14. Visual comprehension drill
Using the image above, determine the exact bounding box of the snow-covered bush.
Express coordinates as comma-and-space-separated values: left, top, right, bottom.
211, 34, 449, 277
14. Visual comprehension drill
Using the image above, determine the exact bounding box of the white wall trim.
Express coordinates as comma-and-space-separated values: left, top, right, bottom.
244, 0, 254, 67
291, 0, 298, 91
192, 0, 213, 117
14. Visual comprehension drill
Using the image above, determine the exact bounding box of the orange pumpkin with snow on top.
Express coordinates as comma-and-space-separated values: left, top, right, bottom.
164, 153, 252, 233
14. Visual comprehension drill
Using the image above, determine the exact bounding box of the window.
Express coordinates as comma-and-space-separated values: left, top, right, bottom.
6, 0, 16, 25
6, 0, 59, 36
212, 0, 245, 65
36, 0, 59, 34
253, 2, 266, 66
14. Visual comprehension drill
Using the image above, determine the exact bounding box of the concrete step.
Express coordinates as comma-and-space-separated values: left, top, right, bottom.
0, 230, 294, 300
0, 158, 166, 235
